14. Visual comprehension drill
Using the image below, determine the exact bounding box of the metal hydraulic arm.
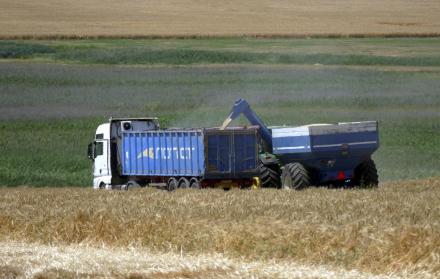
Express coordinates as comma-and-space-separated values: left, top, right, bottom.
220, 98, 273, 150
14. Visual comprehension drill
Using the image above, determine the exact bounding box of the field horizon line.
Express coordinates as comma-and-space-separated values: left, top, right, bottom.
2, 32, 440, 40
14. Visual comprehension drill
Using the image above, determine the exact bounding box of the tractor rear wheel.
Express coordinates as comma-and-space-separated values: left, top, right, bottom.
259, 163, 281, 188
282, 162, 311, 190
353, 159, 379, 188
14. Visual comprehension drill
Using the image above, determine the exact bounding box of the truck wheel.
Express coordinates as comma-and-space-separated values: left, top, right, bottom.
190, 178, 201, 189
178, 177, 190, 189
259, 163, 281, 188
126, 180, 141, 190
353, 159, 379, 188
167, 177, 178, 191
282, 162, 311, 190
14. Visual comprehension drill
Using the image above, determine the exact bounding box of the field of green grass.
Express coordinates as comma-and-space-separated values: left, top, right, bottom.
0, 38, 439, 186
2, 38, 440, 66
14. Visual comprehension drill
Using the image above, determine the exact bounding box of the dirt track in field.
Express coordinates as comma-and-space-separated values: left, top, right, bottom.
1, 0, 439, 38
2, 242, 433, 279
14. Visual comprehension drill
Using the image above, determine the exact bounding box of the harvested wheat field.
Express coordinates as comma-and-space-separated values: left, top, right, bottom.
1, 178, 439, 278
0, 0, 440, 38
0, 242, 426, 279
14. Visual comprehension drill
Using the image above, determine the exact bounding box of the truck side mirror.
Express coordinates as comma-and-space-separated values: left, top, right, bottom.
87, 142, 94, 160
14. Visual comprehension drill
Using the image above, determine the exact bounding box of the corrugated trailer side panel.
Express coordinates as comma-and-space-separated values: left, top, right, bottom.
121, 130, 204, 176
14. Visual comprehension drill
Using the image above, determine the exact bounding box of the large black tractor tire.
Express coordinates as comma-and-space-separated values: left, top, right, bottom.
281, 162, 311, 190
259, 163, 281, 188
353, 159, 379, 188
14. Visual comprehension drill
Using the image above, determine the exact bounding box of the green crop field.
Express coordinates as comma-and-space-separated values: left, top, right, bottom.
2, 38, 440, 66
0, 38, 439, 186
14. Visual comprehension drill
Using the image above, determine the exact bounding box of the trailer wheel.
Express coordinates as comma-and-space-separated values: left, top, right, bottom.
178, 177, 190, 189
259, 163, 281, 188
282, 162, 311, 190
353, 159, 379, 188
190, 178, 201, 189
125, 180, 141, 190
167, 177, 178, 191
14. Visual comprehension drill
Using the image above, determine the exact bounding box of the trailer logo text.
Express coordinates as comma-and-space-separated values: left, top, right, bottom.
137, 147, 196, 160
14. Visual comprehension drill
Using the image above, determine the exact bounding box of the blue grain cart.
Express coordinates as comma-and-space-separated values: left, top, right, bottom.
221, 99, 380, 189
270, 122, 379, 187
88, 118, 259, 190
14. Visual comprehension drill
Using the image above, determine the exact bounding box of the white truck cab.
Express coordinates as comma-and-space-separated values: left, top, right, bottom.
87, 118, 159, 189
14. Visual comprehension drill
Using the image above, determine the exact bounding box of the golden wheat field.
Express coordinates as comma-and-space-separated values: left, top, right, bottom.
1, 178, 439, 278
1, 0, 440, 38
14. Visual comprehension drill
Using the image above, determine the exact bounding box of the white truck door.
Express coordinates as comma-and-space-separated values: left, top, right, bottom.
93, 140, 110, 177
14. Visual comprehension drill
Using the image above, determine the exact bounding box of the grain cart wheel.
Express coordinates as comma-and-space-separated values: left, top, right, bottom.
282, 162, 311, 190
178, 177, 190, 189
259, 163, 281, 188
167, 177, 178, 191
353, 159, 379, 188
189, 178, 201, 189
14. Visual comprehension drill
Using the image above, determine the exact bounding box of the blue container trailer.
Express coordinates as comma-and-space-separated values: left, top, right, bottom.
88, 118, 259, 190
121, 130, 205, 177
121, 128, 258, 179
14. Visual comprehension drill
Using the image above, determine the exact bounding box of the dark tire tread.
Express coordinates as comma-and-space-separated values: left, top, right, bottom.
167, 177, 178, 191
354, 159, 379, 188
189, 178, 201, 189
283, 162, 311, 190
259, 164, 281, 188
178, 177, 190, 189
